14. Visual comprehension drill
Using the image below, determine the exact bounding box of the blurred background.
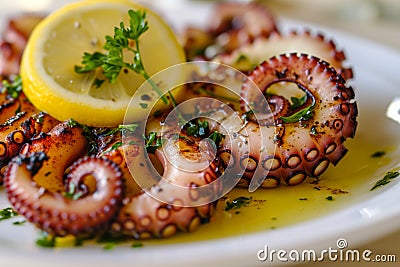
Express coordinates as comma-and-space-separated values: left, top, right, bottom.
1, 0, 399, 50
265, 0, 400, 51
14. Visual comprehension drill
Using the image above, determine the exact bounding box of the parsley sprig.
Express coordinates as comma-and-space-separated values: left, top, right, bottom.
280, 94, 315, 123
0, 207, 18, 221
75, 9, 173, 105
144, 132, 163, 154
1, 75, 22, 98
370, 171, 400, 191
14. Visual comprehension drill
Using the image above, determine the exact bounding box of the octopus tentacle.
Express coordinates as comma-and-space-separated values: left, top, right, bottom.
0, 93, 46, 182
5, 154, 123, 237
215, 30, 353, 79
4, 122, 124, 237
105, 130, 220, 239
234, 53, 357, 187
19, 122, 88, 193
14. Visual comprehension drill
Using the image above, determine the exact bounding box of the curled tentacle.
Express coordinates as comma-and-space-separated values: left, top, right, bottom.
4, 122, 124, 237
234, 53, 357, 188
215, 30, 353, 79
5, 154, 123, 237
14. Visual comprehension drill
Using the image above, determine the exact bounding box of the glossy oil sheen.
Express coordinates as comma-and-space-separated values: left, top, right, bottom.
143, 137, 399, 246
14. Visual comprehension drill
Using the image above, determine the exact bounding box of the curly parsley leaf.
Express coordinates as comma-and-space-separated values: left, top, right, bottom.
184, 119, 209, 138
290, 94, 307, 109
280, 99, 315, 123
0, 207, 18, 221
74, 9, 172, 106
208, 131, 225, 148
144, 132, 163, 154
224, 196, 252, 211
1, 75, 23, 98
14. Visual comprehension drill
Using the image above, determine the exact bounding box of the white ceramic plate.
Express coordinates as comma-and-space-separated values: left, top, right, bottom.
1, 1, 400, 267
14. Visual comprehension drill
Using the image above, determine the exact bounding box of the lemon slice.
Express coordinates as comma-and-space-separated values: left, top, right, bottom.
20, 0, 186, 127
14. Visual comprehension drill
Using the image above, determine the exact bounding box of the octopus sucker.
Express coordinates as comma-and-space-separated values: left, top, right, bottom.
0, 2, 361, 244
233, 53, 357, 187
5, 154, 124, 237
95, 127, 220, 239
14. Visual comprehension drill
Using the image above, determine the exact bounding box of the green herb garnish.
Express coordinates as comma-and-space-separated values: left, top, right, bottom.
131, 241, 143, 248
370, 171, 400, 191
13, 220, 27, 225
184, 119, 209, 138
371, 151, 385, 158
75, 9, 173, 106
208, 131, 225, 148
144, 132, 163, 154
64, 183, 84, 200
290, 94, 307, 109
325, 196, 334, 201
67, 118, 97, 154
36, 232, 56, 248
1, 75, 22, 98
103, 243, 116, 250
224, 196, 252, 211
280, 99, 315, 123
0, 207, 18, 221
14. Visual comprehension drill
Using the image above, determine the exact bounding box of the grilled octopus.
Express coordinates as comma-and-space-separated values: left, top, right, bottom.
5, 120, 220, 238
1, 2, 358, 241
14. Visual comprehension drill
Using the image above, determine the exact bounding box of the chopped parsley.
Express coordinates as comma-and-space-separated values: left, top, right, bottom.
101, 123, 138, 137
64, 182, 84, 200
12, 220, 27, 225
0, 207, 18, 221
184, 119, 209, 138
183, 119, 225, 148
100, 141, 124, 156
280, 100, 315, 123
208, 131, 225, 148
370, 171, 400, 191
1, 75, 22, 98
36, 232, 56, 248
325, 196, 334, 201
144, 132, 163, 154
67, 118, 97, 154
224, 196, 252, 211
131, 241, 143, 248
371, 151, 385, 158
75, 9, 175, 106
103, 243, 116, 250
290, 94, 307, 109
